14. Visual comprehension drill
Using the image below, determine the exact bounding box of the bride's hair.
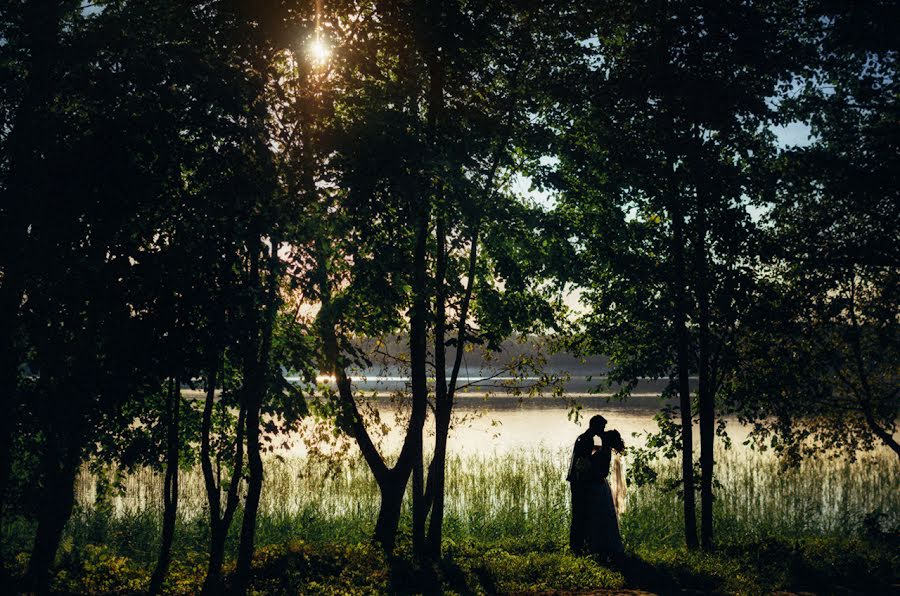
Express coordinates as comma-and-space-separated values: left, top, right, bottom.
604, 430, 625, 453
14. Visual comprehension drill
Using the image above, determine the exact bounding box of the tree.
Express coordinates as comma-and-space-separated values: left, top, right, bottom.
273, 0, 570, 555
303, 1, 432, 551
728, 0, 899, 464
546, 0, 801, 549
1, 2, 315, 590
415, 0, 582, 556
8, 2, 196, 586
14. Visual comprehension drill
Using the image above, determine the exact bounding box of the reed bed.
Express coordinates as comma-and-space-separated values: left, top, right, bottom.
60, 443, 899, 565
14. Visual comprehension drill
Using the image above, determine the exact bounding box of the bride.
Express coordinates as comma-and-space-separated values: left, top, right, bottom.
588, 429, 626, 557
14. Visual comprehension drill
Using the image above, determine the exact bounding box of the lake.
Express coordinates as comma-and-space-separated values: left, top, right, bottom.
275, 371, 743, 458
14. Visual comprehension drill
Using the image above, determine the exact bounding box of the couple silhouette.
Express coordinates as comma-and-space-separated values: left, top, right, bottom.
566, 414, 626, 558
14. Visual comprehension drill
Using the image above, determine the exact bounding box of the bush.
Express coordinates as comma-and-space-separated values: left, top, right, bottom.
53, 544, 148, 594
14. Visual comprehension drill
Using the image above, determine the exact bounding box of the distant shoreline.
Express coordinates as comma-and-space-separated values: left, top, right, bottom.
181, 387, 675, 412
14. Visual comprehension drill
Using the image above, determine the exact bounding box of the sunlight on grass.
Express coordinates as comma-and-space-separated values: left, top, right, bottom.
63, 444, 899, 560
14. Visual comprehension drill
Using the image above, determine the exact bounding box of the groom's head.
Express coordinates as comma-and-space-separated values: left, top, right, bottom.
588, 415, 607, 436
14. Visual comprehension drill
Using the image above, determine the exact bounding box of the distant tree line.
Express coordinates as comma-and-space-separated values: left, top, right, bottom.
0, 0, 896, 593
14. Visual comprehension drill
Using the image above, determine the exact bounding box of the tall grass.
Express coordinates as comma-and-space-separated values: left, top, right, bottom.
42, 444, 897, 565
622, 447, 900, 547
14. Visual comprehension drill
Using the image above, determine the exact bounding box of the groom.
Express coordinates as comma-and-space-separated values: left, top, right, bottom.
566, 414, 606, 555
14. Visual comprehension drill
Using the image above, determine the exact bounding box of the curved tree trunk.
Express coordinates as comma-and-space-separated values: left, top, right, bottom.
200, 355, 247, 594
846, 274, 900, 462
316, 239, 419, 554
201, 394, 245, 595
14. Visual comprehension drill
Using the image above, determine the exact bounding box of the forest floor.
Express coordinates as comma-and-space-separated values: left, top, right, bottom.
3, 534, 898, 594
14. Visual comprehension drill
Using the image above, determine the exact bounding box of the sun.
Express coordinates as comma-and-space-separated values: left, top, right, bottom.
309, 37, 330, 65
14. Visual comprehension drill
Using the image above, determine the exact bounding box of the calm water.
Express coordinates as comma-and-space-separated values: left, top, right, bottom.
278, 395, 752, 457
277, 370, 694, 454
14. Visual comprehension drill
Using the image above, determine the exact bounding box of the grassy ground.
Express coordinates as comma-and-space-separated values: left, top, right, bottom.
3, 447, 898, 593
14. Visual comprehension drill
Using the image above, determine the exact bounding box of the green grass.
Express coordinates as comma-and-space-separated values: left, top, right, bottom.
3, 445, 898, 593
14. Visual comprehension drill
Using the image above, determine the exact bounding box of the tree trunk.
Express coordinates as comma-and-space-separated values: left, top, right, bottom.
669, 178, 699, 550
660, 0, 698, 542
201, 396, 245, 595
411, 0, 443, 556
149, 376, 181, 594
426, 218, 478, 556
860, 400, 900, 461
409, 198, 430, 555
695, 185, 714, 550
315, 240, 415, 552
200, 356, 248, 594
374, 469, 409, 551
234, 239, 279, 594
234, 398, 263, 593
24, 427, 82, 593
425, 215, 449, 556
199, 362, 222, 593
846, 274, 900, 462
203, 523, 228, 592
426, 407, 450, 554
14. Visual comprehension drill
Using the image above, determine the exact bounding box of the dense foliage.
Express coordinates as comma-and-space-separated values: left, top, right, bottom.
1, 0, 897, 593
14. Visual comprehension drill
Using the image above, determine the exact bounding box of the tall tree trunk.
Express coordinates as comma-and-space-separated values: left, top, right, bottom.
695, 184, 714, 550
234, 239, 279, 594
199, 361, 223, 593
425, 409, 449, 552
426, 219, 478, 555
409, 198, 430, 555
660, 0, 698, 547
24, 424, 82, 593
411, 0, 443, 555
150, 376, 182, 594
669, 176, 699, 550
231, 248, 262, 595
234, 391, 263, 594
425, 216, 449, 556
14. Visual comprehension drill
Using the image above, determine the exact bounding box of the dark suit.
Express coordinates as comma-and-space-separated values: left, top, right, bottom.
566, 431, 594, 554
